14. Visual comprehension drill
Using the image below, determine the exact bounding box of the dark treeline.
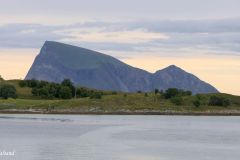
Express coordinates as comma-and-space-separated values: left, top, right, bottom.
155, 88, 230, 107
0, 78, 231, 107
19, 79, 103, 99
0, 84, 17, 99
163, 88, 192, 106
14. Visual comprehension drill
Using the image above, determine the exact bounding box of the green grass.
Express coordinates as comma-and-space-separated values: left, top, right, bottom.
0, 79, 240, 114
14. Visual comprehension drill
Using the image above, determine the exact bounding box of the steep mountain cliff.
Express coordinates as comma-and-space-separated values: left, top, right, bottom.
26, 41, 218, 94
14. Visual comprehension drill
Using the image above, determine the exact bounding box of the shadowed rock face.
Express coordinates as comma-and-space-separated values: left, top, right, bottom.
26, 41, 218, 94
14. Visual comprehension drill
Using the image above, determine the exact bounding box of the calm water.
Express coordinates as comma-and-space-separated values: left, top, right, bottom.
0, 115, 240, 160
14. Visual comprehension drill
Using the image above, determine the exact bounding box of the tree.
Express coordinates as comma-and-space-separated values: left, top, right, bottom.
0, 84, 17, 99
19, 80, 27, 87
184, 91, 192, 96
37, 81, 49, 88
61, 79, 75, 97
163, 88, 179, 99
193, 100, 201, 107
28, 79, 38, 88
90, 91, 102, 99
59, 86, 72, 99
76, 88, 90, 98
154, 89, 159, 95
31, 88, 39, 96
170, 96, 183, 105
38, 87, 49, 98
144, 93, 148, 97
208, 96, 230, 107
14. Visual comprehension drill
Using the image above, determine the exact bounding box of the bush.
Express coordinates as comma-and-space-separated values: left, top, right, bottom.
90, 92, 102, 99
163, 88, 179, 99
208, 96, 231, 107
163, 88, 192, 99
193, 100, 201, 107
183, 91, 192, 96
170, 96, 183, 105
19, 80, 27, 87
61, 79, 75, 97
154, 89, 159, 95
111, 91, 118, 95
31, 88, 39, 96
76, 88, 90, 98
27, 79, 39, 88
0, 84, 17, 99
59, 86, 72, 99
37, 81, 49, 88
38, 87, 49, 98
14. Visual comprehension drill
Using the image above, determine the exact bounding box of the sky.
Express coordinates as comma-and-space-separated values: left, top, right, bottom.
0, 0, 240, 95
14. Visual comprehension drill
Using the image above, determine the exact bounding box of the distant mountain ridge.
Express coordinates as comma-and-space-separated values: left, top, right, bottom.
25, 41, 218, 94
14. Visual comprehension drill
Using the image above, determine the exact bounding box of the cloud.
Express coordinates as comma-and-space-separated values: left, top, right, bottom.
0, 18, 240, 57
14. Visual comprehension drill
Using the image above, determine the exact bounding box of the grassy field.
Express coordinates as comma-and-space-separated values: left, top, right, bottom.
0, 80, 240, 115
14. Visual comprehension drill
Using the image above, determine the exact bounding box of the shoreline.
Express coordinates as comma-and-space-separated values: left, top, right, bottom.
1, 109, 240, 116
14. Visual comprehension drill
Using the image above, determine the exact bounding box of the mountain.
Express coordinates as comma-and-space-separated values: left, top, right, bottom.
153, 65, 218, 94
26, 41, 218, 94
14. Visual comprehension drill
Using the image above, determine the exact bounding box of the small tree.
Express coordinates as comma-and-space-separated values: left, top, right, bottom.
76, 88, 90, 98
38, 87, 49, 98
90, 91, 102, 99
208, 96, 230, 107
137, 90, 142, 93
59, 86, 72, 99
19, 80, 27, 87
0, 84, 17, 99
193, 100, 201, 107
28, 79, 38, 88
154, 89, 159, 95
61, 79, 75, 97
144, 93, 148, 97
170, 96, 183, 105
163, 88, 179, 99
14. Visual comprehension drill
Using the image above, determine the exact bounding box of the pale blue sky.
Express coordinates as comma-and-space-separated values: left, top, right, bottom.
1, 0, 240, 20
0, 0, 240, 95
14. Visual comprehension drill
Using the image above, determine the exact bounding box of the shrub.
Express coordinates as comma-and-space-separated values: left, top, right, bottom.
37, 81, 49, 88
38, 87, 49, 98
31, 88, 39, 96
184, 91, 192, 96
154, 89, 159, 95
61, 79, 75, 97
111, 91, 118, 95
193, 100, 201, 107
208, 96, 231, 107
76, 88, 90, 98
59, 86, 72, 99
27, 79, 39, 88
90, 92, 102, 99
0, 84, 17, 99
163, 88, 179, 99
19, 80, 27, 87
163, 88, 192, 99
170, 96, 183, 105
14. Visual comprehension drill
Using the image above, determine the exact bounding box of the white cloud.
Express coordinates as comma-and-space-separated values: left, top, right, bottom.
57, 28, 169, 44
